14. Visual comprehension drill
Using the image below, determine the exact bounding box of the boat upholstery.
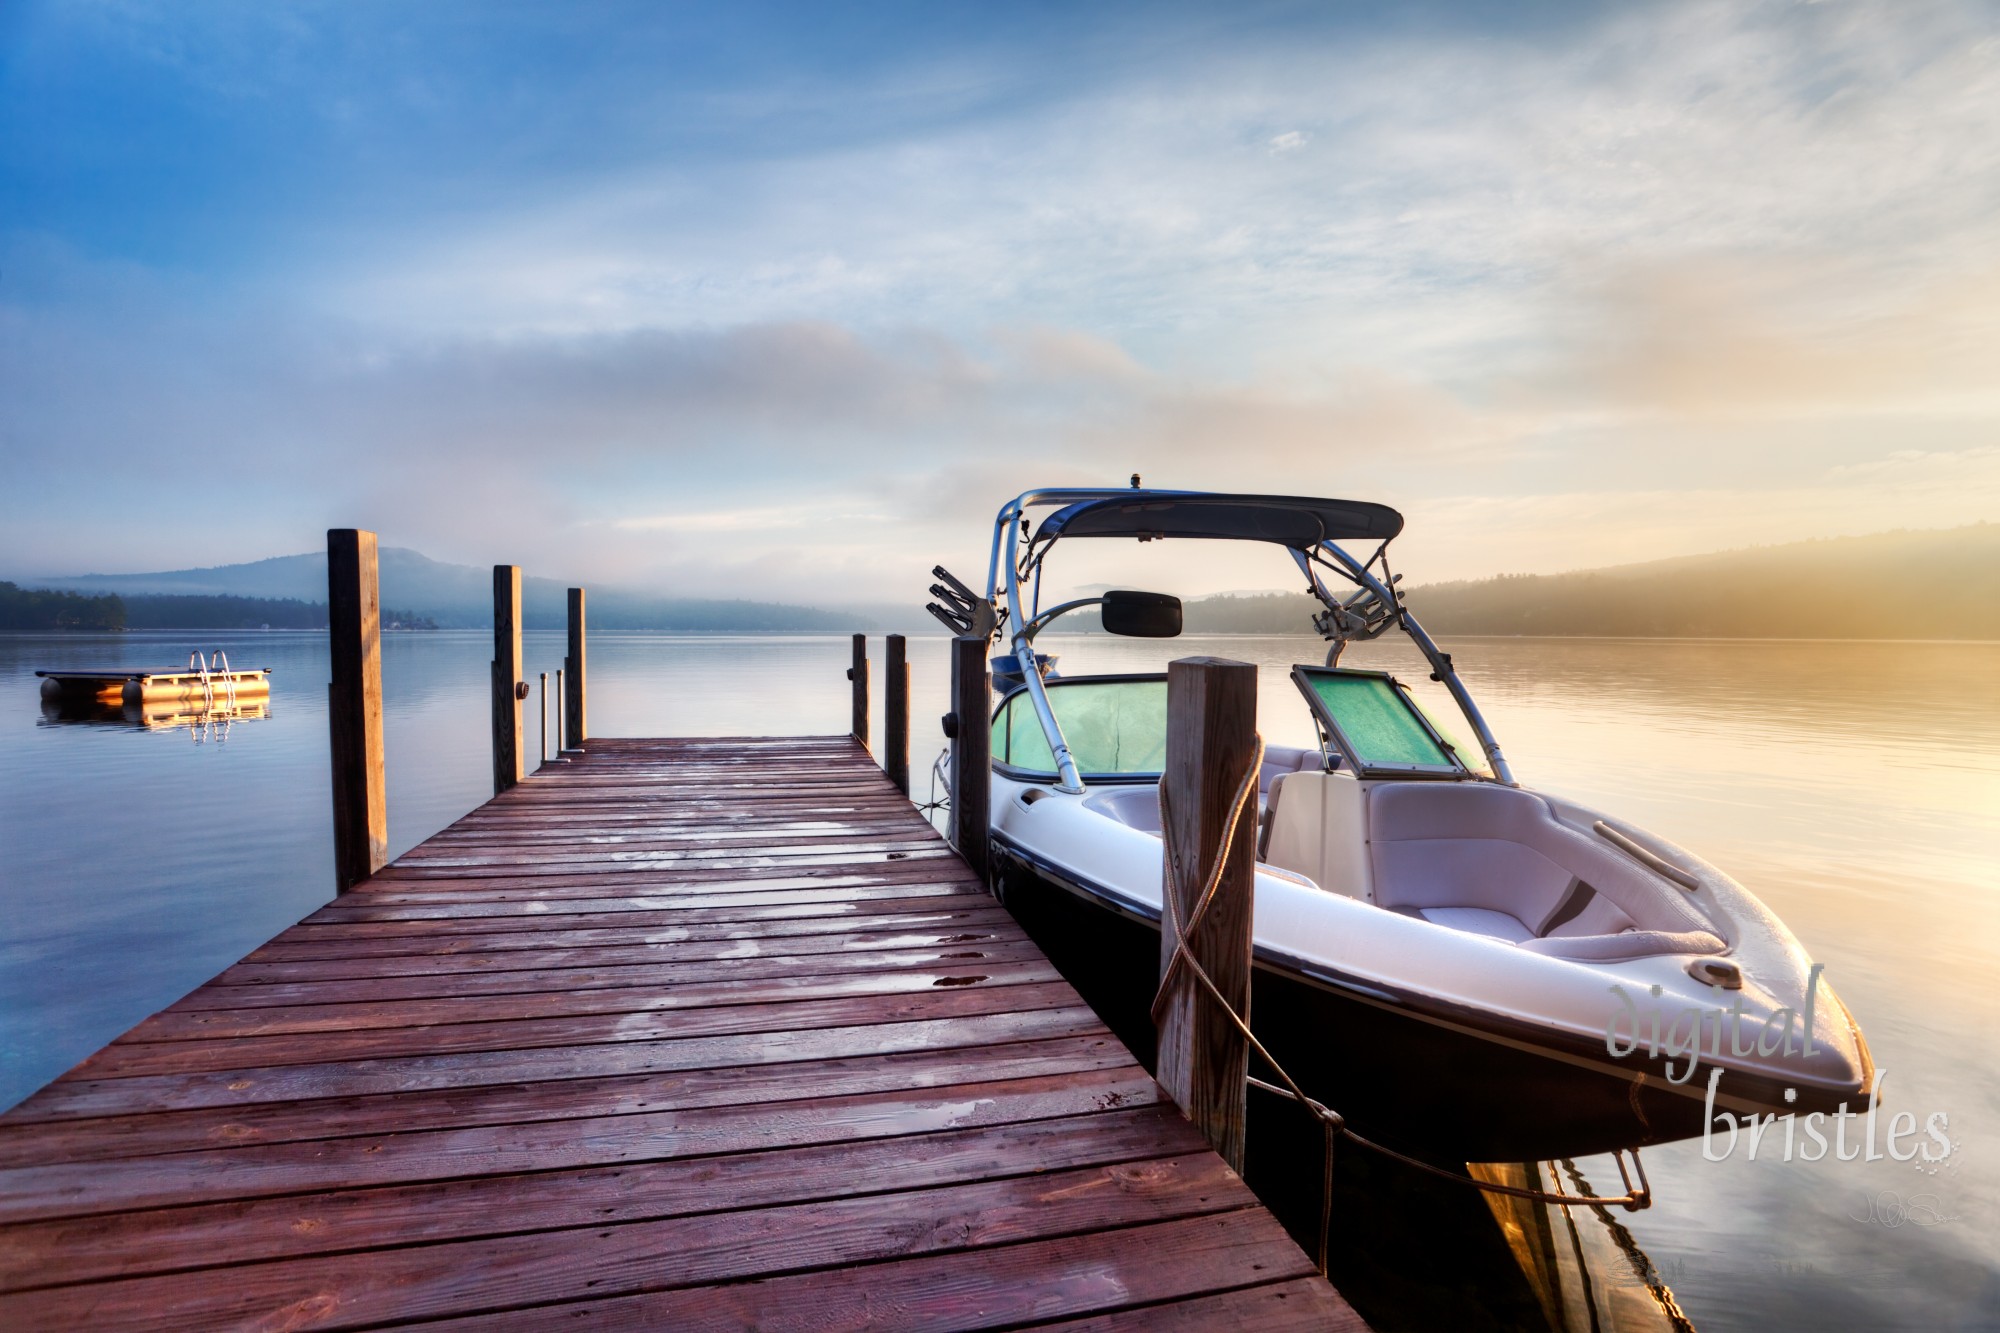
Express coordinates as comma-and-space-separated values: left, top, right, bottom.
1260, 744, 1325, 793
1368, 782, 1725, 957
1084, 744, 1322, 838
1410, 906, 1538, 944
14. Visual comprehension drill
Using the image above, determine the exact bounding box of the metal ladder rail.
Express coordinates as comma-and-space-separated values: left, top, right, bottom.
187, 650, 214, 711
212, 649, 237, 709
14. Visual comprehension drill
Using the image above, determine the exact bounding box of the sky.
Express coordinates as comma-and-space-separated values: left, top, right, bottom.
2, 0, 1997, 604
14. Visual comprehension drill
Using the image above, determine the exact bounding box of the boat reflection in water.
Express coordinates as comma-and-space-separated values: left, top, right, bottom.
1474, 1161, 1696, 1332
1240, 1127, 1696, 1331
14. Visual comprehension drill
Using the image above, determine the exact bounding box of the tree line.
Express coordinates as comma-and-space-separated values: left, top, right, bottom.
0, 582, 125, 630
0, 584, 437, 631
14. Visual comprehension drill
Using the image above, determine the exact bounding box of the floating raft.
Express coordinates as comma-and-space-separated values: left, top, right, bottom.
36, 668, 272, 707
0, 735, 1365, 1330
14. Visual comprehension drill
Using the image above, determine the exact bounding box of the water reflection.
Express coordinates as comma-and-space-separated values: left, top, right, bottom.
1474, 1161, 1697, 1333
40, 697, 272, 737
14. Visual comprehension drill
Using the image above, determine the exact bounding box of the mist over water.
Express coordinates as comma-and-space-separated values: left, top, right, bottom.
2, 630, 1994, 1329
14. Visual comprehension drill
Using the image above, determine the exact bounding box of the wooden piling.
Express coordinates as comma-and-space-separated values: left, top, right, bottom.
564, 587, 587, 749
1156, 656, 1258, 1173
885, 633, 911, 796
491, 565, 524, 795
849, 633, 870, 752
326, 529, 387, 893
539, 672, 549, 768
949, 634, 991, 886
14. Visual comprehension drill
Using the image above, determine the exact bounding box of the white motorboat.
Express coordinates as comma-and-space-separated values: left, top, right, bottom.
931, 486, 1874, 1162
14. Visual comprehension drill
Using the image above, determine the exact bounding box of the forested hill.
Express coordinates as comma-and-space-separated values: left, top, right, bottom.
0, 582, 124, 631
1183, 524, 2000, 640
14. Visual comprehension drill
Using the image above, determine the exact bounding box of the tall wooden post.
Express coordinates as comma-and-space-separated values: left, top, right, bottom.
564, 587, 587, 750
491, 565, 524, 794
1156, 656, 1258, 1172
885, 633, 910, 796
848, 633, 870, 751
948, 635, 990, 886
327, 529, 386, 892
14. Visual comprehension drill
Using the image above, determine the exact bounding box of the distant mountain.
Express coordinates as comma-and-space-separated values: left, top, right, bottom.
27, 523, 1994, 638
1182, 524, 2000, 640
25, 549, 884, 632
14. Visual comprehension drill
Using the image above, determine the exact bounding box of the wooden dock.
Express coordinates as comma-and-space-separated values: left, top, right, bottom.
0, 736, 1362, 1330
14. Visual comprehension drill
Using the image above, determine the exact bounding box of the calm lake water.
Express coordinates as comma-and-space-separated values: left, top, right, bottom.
2, 630, 1995, 1330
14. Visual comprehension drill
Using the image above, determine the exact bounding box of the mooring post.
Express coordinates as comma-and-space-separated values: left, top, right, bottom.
849, 633, 870, 752
948, 634, 991, 886
539, 671, 549, 768
555, 667, 565, 755
491, 565, 524, 794
1156, 656, 1258, 1172
564, 586, 587, 751
327, 528, 387, 892
885, 632, 910, 796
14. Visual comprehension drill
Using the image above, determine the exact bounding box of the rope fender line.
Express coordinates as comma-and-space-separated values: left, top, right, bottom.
1149, 731, 1653, 1272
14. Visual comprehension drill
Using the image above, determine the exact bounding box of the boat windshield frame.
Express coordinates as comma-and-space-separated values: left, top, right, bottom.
981, 487, 1516, 793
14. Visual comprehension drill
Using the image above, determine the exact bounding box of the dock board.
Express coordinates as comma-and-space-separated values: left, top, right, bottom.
0, 736, 1363, 1330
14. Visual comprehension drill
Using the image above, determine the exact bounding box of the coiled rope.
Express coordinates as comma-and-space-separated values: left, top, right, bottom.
1150, 732, 1652, 1274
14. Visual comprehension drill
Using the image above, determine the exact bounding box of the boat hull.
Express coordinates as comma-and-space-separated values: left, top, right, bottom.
993, 834, 1757, 1163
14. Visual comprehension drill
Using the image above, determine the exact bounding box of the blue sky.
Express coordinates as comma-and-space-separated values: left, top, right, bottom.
2, 0, 1996, 601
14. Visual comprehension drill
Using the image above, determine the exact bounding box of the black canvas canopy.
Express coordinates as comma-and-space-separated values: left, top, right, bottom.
1034, 492, 1403, 549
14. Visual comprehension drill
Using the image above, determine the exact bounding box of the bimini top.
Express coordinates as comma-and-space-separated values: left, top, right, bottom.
1034, 492, 1404, 548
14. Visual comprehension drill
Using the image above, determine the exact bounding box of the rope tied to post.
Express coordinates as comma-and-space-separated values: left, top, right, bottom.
1150, 733, 1266, 1032
1151, 731, 1652, 1275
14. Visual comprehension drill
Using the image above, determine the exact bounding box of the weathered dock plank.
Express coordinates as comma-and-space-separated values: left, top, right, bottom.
0, 735, 1364, 1330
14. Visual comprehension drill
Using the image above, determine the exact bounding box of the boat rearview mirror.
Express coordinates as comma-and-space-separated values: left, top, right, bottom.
1100, 590, 1182, 638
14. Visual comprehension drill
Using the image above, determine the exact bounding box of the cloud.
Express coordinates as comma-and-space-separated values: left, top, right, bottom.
1539, 256, 2000, 420
991, 326, 1149, 384
284, 0, 2000, 365
1403, 442, 2000, 579
5, 0, 1999, 596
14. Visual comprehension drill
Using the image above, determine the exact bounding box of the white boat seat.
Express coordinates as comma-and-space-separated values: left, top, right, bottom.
1369, 782, 1725, 957
1391, 904, 1537, 944
1088, 747, 1321, 841
1259, 744, 1324, 795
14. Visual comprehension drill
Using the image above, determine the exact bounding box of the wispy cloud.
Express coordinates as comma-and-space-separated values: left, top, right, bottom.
2, 0, 1996, 596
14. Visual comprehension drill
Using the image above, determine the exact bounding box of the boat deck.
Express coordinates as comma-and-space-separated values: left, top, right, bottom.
0, 735, 1363, 1329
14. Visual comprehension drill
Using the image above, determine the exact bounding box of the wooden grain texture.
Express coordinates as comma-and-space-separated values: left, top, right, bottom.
950, 633, 992, 886
325, 528, 386, 892
849, 631, 870, 749
492, 564, 524, 793
0, 734, 1360, 1329
565, 585, 587, 747
885, 631, 910, 795
1157, 657, 1258, 1174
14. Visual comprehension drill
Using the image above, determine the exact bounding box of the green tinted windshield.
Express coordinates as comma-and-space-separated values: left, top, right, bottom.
1298, 669, 1457, 770
992, 677, 1167, 776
